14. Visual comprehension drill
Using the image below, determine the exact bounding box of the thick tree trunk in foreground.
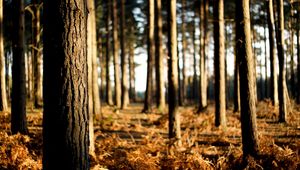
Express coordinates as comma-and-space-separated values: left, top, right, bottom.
43, 1, 89, 169
143, 0, 155, 113
168, 0, 181, 146
236, 0, 259, 157
0, 0, 7, 111
120, 0, 129, 109
11, 0, 28, 135
266, 0, 279, 106
155, 0, 165, 111
214, 0, 226, 127
105, 0, 113, 105
276, 0, 289, 122
112, 0, 121, 108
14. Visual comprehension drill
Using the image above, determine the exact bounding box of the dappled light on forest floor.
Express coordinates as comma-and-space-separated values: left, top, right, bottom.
0, 101, 299, 169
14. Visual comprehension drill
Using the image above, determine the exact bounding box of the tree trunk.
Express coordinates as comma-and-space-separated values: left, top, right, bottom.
264, 23, 268, 98
112, 0, 121, 108
99, 35, 105, 101
214, 0, 226, 127
233, 51, 241, 112
120, 0, 129, 109
198, 0, 208, 112
5, 51, 10, 101
0, 0, 7, 111
297, 19, 300, 103
128, 28, 136, 102
168, 0, 181, 146
143, 0, 155, 113
155, 0, 165, 110
105, 0, 113, 106
32, 0, 42, 108
289, 5, 295, 98
43, 1, 89, 169
11, 0, 28, 135
192, 11, 198, 102
276, 0, 289, 122
236, 0, 259, 157
266, 0, 279, 106
181, 0, 187, 105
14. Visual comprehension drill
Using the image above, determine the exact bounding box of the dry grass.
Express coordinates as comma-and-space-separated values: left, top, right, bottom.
0, 101, 299, 169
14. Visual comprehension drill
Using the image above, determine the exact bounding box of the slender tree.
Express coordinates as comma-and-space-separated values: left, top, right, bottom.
11, 0, 28, 134
168, 0, 181, 145
214, 0, 226, 127
128, 25, 136, 102
43, 0, 89, 169
143, 0, 155, 113
0, 0, 7, 111
112, 0, 121, 108
266, 0, 279, 106
236, 0, 259, 157
155, 0, 165, 110
120, 0, 129, 109
180, 0, 187, 105
276, 0, 289, 122
233, 51, 241, 112
105, 0, 113, 105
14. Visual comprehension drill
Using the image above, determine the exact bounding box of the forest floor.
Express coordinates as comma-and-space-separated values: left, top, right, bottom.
0, 100, 299, 169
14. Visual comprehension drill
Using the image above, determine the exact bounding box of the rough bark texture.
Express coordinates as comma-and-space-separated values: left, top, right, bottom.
266, 0, 279, 106
32, 0, 42, 108
120, 0, 129, 109
43, 1, 89, 169
276, 0, 289, 122
168, 0, 181, 146
11, 0, 28, 135
112, 0, 121, 108
143, 0, 155, 113
213, 0, 226, 127
0, 0, 7, 111
198, 0, 208, 112
236, 0, 259, 157
105, 0, 113, 106
155, 0, 165, 111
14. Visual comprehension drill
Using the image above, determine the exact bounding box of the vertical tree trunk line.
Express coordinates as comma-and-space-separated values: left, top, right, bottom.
266, 0, 279, 106
0, 0, 7, 111
275, 0, 289, 122
143, 0, 155, 113
236, 0, 259, 157
180, 0, 187, 105
120, 0, 129, 109
11, 0, 28, 135
43, 0, 89, 169
112, 0, 121, 108
155, 0, 165, 110
128, 30, 136, 102
213, 0, 226, 127
168, 0, 181, 146
105, 0, 113, 106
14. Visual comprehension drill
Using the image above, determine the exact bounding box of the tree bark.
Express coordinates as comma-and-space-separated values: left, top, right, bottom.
236, 0, 259, 157
168, 0, 181, 146
143, 0, 155, 113
233, 50, 241, 112
297, 18, 300, 103
0, 0, 7, 111
289, 4, 295, 98
264, 23, 268, 98
198, 0, 208, 112
32, 0, 42, 108
181, 0, 187, 105
120, 0, 129, 109
105, 0, 113, 105
266, 0, 279, 106
112, 0, 121, 108
276, 0, 289, 122
214, 0, 226, 127
155, 0, 165, 110
11, 0, 28, 135
43, 0, 89, 169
